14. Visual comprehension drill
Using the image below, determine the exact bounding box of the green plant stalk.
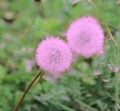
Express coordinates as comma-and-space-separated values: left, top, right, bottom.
86, 0, 118, 48
115, 72, 119, 111
75, 99, 98, 111
33, 70, 46, 86
13, 70, 45, 111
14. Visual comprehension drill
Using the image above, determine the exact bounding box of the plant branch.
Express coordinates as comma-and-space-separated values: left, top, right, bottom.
13, 70, 45, 111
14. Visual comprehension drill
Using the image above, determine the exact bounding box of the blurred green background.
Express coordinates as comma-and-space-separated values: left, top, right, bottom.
0, 0, 120, 111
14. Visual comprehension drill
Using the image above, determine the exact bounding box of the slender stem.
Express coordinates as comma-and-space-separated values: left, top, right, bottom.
32, 70, 46, 87
115, 72, 119, 111
13, 70, 45, 111
86, 0, 118, 48
104, 23, 118, 48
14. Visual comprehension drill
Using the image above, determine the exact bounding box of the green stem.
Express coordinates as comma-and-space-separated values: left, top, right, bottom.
32, 70, 45, 87
13, 70, 45, 111
115, 72, 119, 111
104, 23, 118, 48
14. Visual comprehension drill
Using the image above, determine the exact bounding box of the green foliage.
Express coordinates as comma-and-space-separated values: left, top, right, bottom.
0, 0, 120, 111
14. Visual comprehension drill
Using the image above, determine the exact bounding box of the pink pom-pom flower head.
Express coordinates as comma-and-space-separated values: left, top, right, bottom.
66, 16, 104, 58
35, 37, 72, 77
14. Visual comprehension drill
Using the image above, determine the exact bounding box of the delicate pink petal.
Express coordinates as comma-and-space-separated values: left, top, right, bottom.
44, 75, 56, 83
103, 79, 110, 83
24, 59, 34, 72
66, 16, 104, 58
35, 37, 73, 76
114, 67, 119, 73
93, 71, 102, 76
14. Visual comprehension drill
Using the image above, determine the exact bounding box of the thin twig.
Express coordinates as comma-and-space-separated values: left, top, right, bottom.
105, 25, 118, 48
13, 70, 45, 111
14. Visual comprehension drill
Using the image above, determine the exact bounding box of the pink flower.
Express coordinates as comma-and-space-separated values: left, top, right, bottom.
44, 75, 56, 83
35, 37, 73, 76
24, 59, 34, 72
102, 79, 110, 83
66, 16, 104, 58
93, 71, 102, 76
114, 66, 120, 73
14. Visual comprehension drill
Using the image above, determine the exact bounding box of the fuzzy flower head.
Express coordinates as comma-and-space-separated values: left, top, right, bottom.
35, 37, 72, 75
66, 16, 104, 58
